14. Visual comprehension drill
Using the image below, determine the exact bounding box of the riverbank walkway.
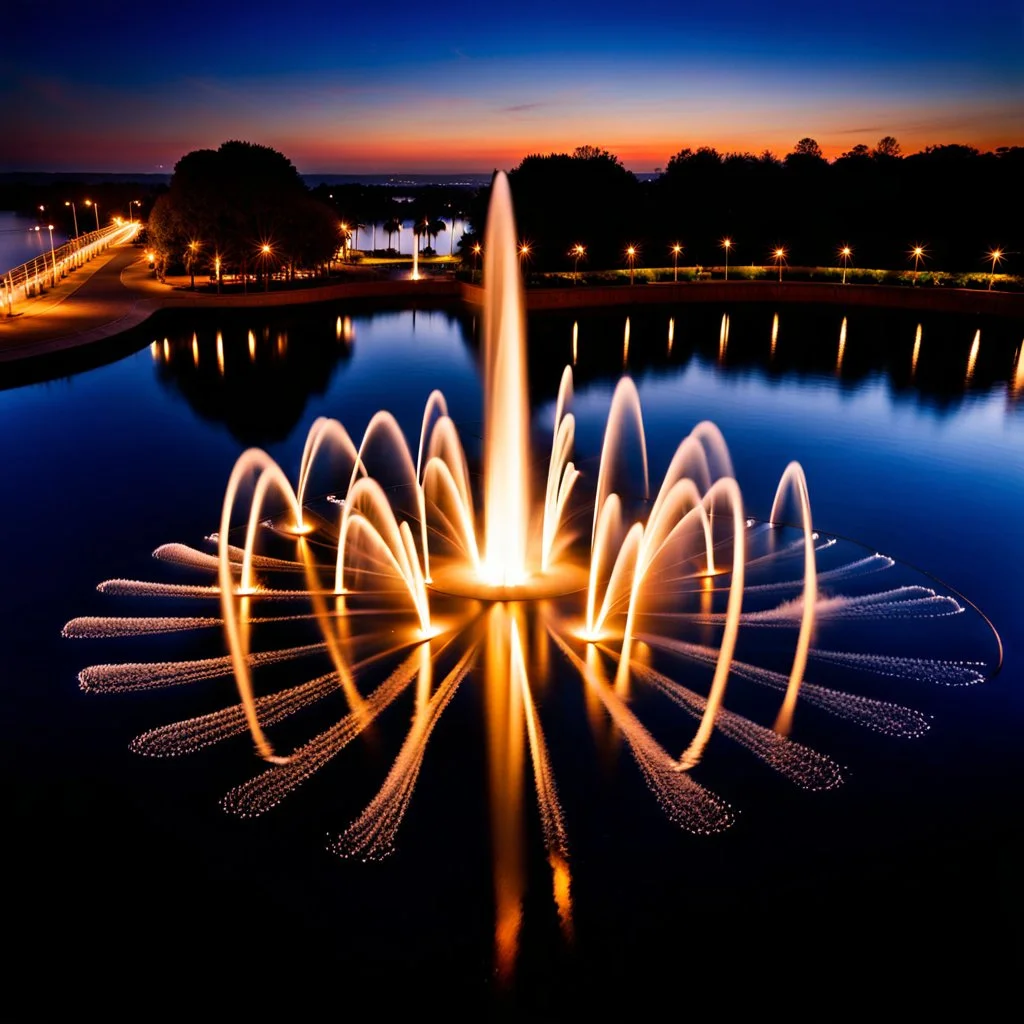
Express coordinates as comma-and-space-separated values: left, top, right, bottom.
2, 243, 1022, 368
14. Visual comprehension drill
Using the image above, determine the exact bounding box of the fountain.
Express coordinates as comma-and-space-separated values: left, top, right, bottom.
65, 172, 1002, 984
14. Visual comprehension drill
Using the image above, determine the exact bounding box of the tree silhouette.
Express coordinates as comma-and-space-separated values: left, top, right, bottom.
148, 141, 339, 280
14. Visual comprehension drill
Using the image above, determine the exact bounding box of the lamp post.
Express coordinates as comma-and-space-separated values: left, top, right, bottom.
626, 245, 637, 285
839, 245, 852, 285
721, 238, 732, 280
671, 243, 682, 283
85, 199, 100, 231
518, 242, 531, 278
985, 248, 1005, 291
909, 245, 926, 285
187, 241, 199, 289
65, 201, 79, 238
571, 243, 585, 284
472, 243, 482, 283
261, 243, 272, 291
47, 224, 57, 286
340, 222, 349, 263
773, 246, 786, 283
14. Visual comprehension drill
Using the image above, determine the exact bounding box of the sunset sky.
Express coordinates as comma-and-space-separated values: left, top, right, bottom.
6, 0, 1023, 173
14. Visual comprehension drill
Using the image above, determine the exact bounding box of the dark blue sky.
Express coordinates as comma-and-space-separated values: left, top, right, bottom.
5, 0, 1023, 171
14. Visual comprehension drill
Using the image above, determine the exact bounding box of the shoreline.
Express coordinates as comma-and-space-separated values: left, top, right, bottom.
2, 246, 1021, 378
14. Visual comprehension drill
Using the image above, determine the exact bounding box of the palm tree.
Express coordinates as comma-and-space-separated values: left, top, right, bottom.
383, 217, 401, 252
414, 218, 430, 254
429, 218, 447, 252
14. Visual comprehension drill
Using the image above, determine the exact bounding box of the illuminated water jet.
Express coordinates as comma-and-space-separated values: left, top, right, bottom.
67, 169, 1003, 986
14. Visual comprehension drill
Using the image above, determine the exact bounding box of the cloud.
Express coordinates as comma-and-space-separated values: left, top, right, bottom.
499, 102, 545, 114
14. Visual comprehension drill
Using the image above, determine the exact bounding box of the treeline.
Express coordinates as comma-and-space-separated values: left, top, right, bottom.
466, 140, 1024, 275
308, 184, 472, 256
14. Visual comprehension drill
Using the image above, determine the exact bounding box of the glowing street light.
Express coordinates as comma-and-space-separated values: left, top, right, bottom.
772, 246, 787, 283
187, 240, 200, 290
64, 200, 79, 238
46, 224, 57, 287
985, 248, 1005, 291
671, 243, 682, 283
626, 244, 638, 285
909, 244, 927, 285
260, 242, 273, 291
84, 199, 100, 231
518, 242, 531, 278
340, 222, 349, 262
721, 237, 732, 280
571, 243, 585, 284
472, 242, 482, 283
838, 245, 852, 285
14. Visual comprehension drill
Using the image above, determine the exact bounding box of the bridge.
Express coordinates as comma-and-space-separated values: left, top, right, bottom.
2, 221, 140, 315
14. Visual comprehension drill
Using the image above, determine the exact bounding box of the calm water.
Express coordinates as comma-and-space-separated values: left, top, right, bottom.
0, 210, 70, 275
2, 301, 1022, 1017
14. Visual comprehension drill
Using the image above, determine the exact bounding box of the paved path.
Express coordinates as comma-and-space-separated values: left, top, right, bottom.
0, 247, 163, 363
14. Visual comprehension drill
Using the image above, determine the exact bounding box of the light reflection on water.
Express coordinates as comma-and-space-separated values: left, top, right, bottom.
0, 301, 1022, 1011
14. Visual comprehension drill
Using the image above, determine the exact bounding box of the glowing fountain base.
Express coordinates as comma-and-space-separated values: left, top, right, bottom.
428, 563, 589, 602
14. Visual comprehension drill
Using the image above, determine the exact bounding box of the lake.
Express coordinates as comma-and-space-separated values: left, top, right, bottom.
1, 299, 1021, 1018
0, 210, 71, 275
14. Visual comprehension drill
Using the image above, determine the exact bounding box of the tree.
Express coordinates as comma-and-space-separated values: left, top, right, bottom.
428, 218, 447, 250
572, 145, 620, 164
840, 144, 872, 161
793, 138, 824, 158
874, 136, 902, 159
147, 140, 339, 282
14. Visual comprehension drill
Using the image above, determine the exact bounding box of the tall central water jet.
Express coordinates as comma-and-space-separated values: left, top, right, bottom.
481, 173, 531, 586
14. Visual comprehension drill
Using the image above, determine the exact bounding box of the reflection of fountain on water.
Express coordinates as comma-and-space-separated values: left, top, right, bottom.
67, 171, 1003, 986
966, 329, 981, 382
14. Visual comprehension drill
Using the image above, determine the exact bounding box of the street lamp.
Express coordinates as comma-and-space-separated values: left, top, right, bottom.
838, 245, 852, 285
721, 238, 732, 280
472, 243, 482, 283
64, 201, 79, 238
84, 199, 100, 231
187, 240, 199, 289
261, 243, 272, 291
518, 242, 531, 278
340, 222, 349, 263
46, 224, 57, 286
909, 244, 927, 285
626, 245, 637, 285
128, 199, 140, 223
772, 246, 787, 283
985, 248, 1005, 291
571, 243, 585, 284
671, 243, 682, 283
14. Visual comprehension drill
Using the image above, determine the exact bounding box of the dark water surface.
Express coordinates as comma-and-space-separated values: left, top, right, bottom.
2, 301, 1022, 1018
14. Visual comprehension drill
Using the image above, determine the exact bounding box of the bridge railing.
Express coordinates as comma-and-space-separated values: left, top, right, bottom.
1, 222, 141, 316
